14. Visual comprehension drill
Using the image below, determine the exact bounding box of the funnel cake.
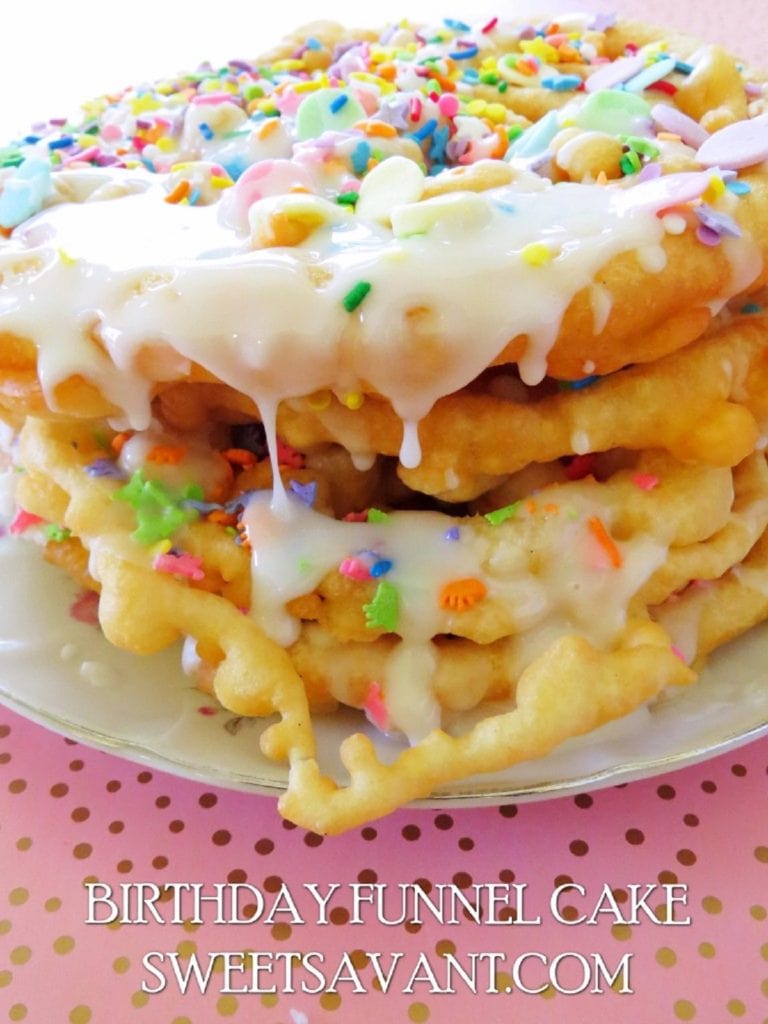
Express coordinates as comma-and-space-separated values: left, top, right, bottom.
2, 13, 768, 832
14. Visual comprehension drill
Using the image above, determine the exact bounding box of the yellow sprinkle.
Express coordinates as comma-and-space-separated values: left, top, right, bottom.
130, 94, 161, 115
703, 176, 726, 204
484, 102, 508, 124
154, 539, 173, 556
349, 71, 396, 94
343, 392, 365, 411
521, 242, 552, 266
307, 390, 332, 411
656, 131, 682, 142
466, 99, 488, 116
58, 248, 77, 266
272, 58, 306, 72
293, 79, 325, 93
520, 38, 559, 63
210, 175, 233, 189
170, 161, 192, 172
156, 137, 176, 154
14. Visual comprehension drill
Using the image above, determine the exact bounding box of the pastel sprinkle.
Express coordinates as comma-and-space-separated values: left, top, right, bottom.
444, 526, 461, 541
289, 479, 317, 506
484, 502, 520, 526
342, 281, 372, 312
153, 551, 205, 581
339, 557, 371, 581
438, 577, 488, 611
726, 180, 752, 195
329, 94, 349, 114
9, 509, 45, 535
370, 559, 393, 578
521, 241, 551, 266
632, 473, 660, 491
69, 589, 100, 627
740, 303, 762, 314
362, 681, 390, 732
367, 508, 390, 524
85, 458, 126, 479
363, 580, 400, 632
44, 524, 72, 542
587, 515, 623, 568
696, 114, 768, 170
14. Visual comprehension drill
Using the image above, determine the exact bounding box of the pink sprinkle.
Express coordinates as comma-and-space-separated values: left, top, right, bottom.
101, 123, 123, 142
191, 92, 238, 106
69, 590, 100, 627
198, 705, 218, 716
276, 439, 305, 468
343, 510, 369, 522
363, 681, 390, 731
632, 473, 660, 491
481, 16, 498, 33
438, 93, 460, 118
153, 552, 205, 581
409, 96, 423, 122
339, 557, 371, 581
671, 645, 688, 663
9, 509, 45, 535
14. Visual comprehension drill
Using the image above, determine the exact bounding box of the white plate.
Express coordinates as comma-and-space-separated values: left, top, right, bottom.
1, 533, 767, 807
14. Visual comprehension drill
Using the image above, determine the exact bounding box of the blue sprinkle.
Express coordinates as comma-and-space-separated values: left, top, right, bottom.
674, 60, 694, 74
428, 124, 450, 163
494, 199, 517, 214
541, 73, 582, 92
444, 17, 471, 31
198, 123, 214, 140
188, 187, 201, 205
330, 93, 349, 114
740, 303, 762, 314
85, 459, 126, 479
351, 140, 372, 176
444, 527, 461, 541
23, 134, 41, 145
0, 156, 52, 229
449, 44, 479, 60
428, 162, 447, 176
726, 180, 752, 195
306, 36, 323, 50
370, 559, 394, 578
289, 480, 317, 507
462, 68, 480, 83
48, 135, 74, 150
559, 375, 601, 391
411, 117, 438, 142
180, 498, 224, 514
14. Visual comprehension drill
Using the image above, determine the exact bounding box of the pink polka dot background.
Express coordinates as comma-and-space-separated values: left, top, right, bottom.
2, 1, 768, 1021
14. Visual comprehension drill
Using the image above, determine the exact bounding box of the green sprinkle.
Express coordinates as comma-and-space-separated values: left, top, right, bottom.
342, 281, 372, 313
484, 502, 520, 526
44, 524, 71, 542
114, 470, 201, 544
621, 134, 660, 159
740, 302, 762, 314
619, 150, 641, 176
92, 428, 111, 451
336, 191, 359, 206
507, 124, 523, 141
363, 581, 400, 632
367, 508, 390, 524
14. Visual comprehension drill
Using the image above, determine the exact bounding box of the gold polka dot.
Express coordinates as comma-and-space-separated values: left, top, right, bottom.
16, 837, 32, 852
10, 946, 31, 966
348, 949, 368, 971
44, 897, 62, 912
761, 978, 768, 997
320, 991, 342, 1011
69, 1008, 92, 1024
656, 947, 677, 967
171, 1018, 193, 1024
750, 905, 767, 921
9, 1005, 27, 1021
0, 918, 11, 935
53, 935, 75, 955
435, 939, 456, 957
216, 995, 238, 1017
0, 971, 12, 988
493, 971, 513, 993
9, 887, 29, 906
755, 846, 768, 864
176, 940, 197, 958
271, 922, 292, 941
699, 942, 717, 959
611, 924, 632, 941
727, 999, 747, 1017
130, 991, 149, 1008
702, 896, 723, 914
181, 918, 201, 934
539, 984, 556, 1000
674, 999, 697, 1020
113, 957, 131, 974
408, 1003, 430, 1022
761, 943, 768, 962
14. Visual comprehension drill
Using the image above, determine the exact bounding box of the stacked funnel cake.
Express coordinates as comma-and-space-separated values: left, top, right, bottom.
2, 14, 768, 832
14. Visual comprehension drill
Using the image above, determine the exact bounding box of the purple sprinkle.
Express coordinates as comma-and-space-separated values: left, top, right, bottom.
229, 59, 255, 72
745, 82, 764, 97
696, 224, 721, 247
289, 480, 317, 507
444, 527, 461, 541
591, 11, 617, 31
181, 499, 224, 514
636, 162, 663, 183
518, 25, 537, 40
85, 459, 126, 479
694, 203, 742, 238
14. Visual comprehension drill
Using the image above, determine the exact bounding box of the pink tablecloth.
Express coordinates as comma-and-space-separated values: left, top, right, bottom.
2, 2, 768, 1021
1, 711, 766, 1022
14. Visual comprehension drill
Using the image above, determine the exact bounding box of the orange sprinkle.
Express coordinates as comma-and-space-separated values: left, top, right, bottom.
165, 179, 191, 204
595, 170, 608, 186
147, 444, 187, 465
222, 447, 257, 468
491, 124, 509, 159
438, 577, 488, 612
354, 119, 398, 138
587, 516, 623, 569
431, 71, 457, 93
0, 226, 12, 239
376, 62, 398, 81
656, 131, 682, 142
525, 498, 538, 515
110, 430, 134, 455
543, 502, 560, 515
256, 119, 281, 140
